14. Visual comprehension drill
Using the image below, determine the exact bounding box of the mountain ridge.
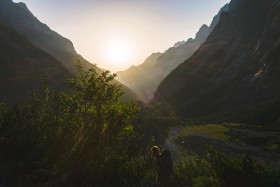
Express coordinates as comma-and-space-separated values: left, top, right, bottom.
0, 0, 88, 73
153, 0, 280, 117
116, 3, 229, 102
0, 0, 138, 102
0, 21, 72, 102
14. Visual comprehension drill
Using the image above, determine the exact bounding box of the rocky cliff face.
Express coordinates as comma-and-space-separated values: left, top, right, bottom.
116, 4, 229, 102
153, 0, 280, 117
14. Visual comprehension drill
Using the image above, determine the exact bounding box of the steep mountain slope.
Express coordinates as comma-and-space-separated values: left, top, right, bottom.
116, 4, 229, 102
0, 0, 137, 101
153, 0, 280, 117
116, 53, 163, 102
0, 0, 91, 73
0, 22, 72, 102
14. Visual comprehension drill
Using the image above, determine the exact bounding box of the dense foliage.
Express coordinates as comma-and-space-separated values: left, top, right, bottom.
171, 148, 280, 187
0, 64, 153, 186
0, 64, 279, 187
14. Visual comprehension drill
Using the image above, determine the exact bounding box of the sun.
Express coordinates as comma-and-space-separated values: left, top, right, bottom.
104, 39, 133, 69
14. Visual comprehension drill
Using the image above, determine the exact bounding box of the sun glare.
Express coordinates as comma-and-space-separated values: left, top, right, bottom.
104, 40, 133, 69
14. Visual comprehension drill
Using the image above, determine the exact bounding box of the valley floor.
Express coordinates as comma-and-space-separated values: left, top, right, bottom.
165, 123, 280, 164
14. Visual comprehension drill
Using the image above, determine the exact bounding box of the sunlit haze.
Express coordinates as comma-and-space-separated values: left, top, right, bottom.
13, 0, 230, 72
104, 39, 134, 69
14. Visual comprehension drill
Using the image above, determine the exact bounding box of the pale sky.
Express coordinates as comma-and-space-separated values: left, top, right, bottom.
13, 0, 230, 73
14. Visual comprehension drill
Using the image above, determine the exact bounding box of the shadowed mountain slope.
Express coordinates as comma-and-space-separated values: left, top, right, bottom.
116, 4, 229, 102
153, 0, 280, 117
0, 0, 91, 73
0, 22, 72, 102
0, 0, 137, 101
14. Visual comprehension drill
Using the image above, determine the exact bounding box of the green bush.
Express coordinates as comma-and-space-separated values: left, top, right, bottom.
171, 152, 219, 187
0, 64, 151, 186
171, 148, 280, 187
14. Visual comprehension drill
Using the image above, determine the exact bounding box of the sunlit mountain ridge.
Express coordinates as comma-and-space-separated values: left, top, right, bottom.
116, 4, 229, 102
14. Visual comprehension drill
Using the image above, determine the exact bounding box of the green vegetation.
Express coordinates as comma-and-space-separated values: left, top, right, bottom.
0, 64, 152, 186
0, 64, 279, 186
171, 148, 280, 187
267, 144, 280, 153
179, 124, 230, 141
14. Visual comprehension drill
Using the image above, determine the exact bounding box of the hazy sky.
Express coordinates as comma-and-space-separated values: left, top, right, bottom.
13, 0, 230, 72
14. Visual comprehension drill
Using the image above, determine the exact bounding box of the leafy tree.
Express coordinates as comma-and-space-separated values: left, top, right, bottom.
60, 63, 140, 185
0, 64, 146, 186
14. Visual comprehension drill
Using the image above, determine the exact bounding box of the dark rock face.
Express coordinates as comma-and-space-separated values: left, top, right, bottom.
116, 4, 229, 102
153, 0, 280, 117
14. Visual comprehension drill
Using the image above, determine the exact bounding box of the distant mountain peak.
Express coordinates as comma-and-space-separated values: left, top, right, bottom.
209, 3, 229, 29
194, 24, 210, 41
200, 24, 209, 29
174, 41, 186, 48
0, 0, 27, 9
16, 2, 28, 10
